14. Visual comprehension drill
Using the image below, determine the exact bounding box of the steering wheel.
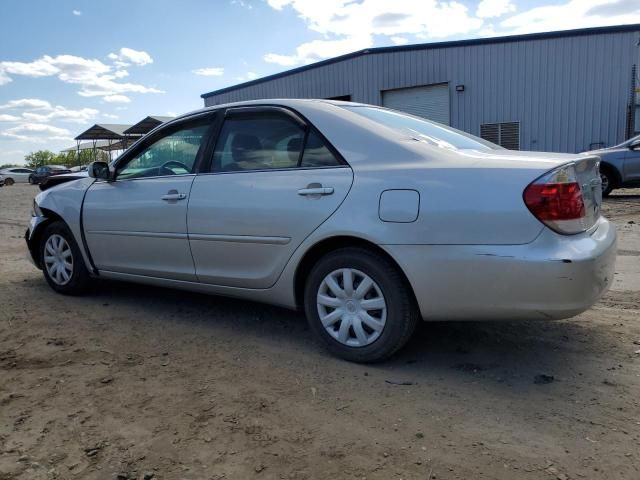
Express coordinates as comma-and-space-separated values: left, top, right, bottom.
159, 160, 191, 175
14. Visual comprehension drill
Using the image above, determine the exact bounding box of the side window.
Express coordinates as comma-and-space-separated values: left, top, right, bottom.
212, 113, 305, 172
117, 122, 209, 180
300, 129, 342, 168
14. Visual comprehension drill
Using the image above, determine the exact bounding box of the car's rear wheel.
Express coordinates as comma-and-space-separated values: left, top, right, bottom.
304, 247, 418, 363
40, 221, 91, 295
4, 178, 14, 186
600, 167, 616, 197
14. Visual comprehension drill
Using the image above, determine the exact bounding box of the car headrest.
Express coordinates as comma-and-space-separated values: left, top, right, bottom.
231, 133, 262, 163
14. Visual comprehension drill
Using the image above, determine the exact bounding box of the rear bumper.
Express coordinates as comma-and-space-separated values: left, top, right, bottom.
384, 217, 617, 321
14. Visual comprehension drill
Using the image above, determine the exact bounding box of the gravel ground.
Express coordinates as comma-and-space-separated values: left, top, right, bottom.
0, 183, 639, 480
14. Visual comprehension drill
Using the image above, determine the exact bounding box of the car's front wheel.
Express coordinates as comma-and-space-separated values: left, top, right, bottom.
40, 221, 91, 295
304, 247, 418, 363
4, 178, 14, 186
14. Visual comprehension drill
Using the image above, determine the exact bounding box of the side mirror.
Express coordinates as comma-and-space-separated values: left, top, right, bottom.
88, 161, 112, 181
629, 139, 640, 150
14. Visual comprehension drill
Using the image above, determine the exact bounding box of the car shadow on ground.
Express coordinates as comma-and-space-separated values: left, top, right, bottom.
46, 277, 606, 393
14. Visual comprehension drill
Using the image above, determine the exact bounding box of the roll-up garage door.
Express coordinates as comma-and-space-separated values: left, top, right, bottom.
382, 83, 450, 125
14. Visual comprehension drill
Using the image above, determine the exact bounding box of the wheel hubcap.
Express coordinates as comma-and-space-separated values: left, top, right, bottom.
317, 268, 387, 347
44, 234, 73, 286
600, 173, 609, 192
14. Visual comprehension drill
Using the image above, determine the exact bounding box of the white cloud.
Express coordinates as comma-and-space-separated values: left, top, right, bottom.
0, 98, 99, 124
72, 9, 82, 16
107, 47, 153, 67
231, 0, 253, 9
1, 123, 72, 142
192, 67, 225, 76
103, 94, 131, 103
236, 71, 260, 81
390, 36, 409, 45
265, 34, 372, 65
21, 107, 100, 124
264, 0, 640, 66
102, 113, 119, 119
1, 57, 60, 77
476, 0, 515, 19
0, 69, 12, 85
0, 114, 19, 122
263, 53, 300, 66
0, 98, 52, 110
500, 0, 640, 34
264, 0, 483, 65
0, 52, 162, 100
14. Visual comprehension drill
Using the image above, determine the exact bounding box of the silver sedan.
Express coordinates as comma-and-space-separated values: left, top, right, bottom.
25, 100, 617, 362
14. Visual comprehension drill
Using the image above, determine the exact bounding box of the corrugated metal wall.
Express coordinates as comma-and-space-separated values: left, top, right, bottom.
203, 29, 640, 153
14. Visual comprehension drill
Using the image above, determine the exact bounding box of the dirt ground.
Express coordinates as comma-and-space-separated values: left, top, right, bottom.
0, 183, 639, 480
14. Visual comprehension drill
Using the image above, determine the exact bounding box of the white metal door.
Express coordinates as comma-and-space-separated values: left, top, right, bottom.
382, 83, 450, 125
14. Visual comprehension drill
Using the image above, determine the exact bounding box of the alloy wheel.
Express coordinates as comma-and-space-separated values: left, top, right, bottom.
317, 268, 387, 347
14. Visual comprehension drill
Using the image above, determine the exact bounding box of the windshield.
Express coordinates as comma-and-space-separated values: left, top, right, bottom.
343, 105, 502, 151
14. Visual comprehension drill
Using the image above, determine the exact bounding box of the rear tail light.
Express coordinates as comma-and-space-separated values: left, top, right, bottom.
523, 163, 587, 235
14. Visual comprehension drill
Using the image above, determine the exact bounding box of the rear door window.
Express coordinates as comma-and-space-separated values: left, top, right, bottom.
212, 113, 305, 172
211, 109, 344, 172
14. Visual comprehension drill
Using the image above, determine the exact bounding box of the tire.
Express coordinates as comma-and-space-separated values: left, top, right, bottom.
4, 178, 14, 186
600, 167, 616, 197
28, 176, 34, 184
40, 221, 91, 295
304, 247, 418, 363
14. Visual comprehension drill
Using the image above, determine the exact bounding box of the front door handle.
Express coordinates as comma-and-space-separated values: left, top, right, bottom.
297, 186, 334, 196
161, 191, 187, 201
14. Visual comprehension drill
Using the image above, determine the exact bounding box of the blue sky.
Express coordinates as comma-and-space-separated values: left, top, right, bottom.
1, 0, 639, 165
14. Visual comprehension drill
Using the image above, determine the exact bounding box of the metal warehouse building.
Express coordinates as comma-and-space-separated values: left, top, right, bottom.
201, 24, 640, 154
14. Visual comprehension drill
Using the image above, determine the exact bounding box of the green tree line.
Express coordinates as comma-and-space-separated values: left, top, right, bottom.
1, 149, 109, 170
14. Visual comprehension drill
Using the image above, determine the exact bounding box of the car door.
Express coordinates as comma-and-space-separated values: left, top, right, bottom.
36, 167, 47, 182
10, 169, 29, 182
83, 115, 214, 281
188, 106, 353, 288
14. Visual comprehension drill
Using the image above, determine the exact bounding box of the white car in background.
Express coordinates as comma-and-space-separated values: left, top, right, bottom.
0, 167, 34, 185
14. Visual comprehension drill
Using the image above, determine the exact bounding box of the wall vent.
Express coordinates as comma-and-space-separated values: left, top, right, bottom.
480, 122, 520, 150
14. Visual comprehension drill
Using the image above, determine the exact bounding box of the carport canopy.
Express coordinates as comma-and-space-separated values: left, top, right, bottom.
61, 140, 112, 152
123, 116, 173, 135
74, 124, 137, 141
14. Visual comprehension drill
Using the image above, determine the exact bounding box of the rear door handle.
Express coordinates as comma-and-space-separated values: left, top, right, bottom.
297, 187, 334, 196
161, 192, 187, 201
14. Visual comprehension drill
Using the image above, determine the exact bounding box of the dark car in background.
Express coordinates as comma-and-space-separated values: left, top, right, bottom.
39, 170, 88, 191
586, 134, 640, 196
28, 166, 72, 185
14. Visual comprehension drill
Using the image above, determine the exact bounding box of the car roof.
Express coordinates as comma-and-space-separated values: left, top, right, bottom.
171, 98, 363, 123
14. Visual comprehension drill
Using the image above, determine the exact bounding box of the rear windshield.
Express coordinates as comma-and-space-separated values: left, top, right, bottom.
343, 105, 502, 151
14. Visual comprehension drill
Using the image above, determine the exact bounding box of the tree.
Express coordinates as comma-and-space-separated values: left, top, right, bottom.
23, 149, 110, 168
24, 150, 57, 168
